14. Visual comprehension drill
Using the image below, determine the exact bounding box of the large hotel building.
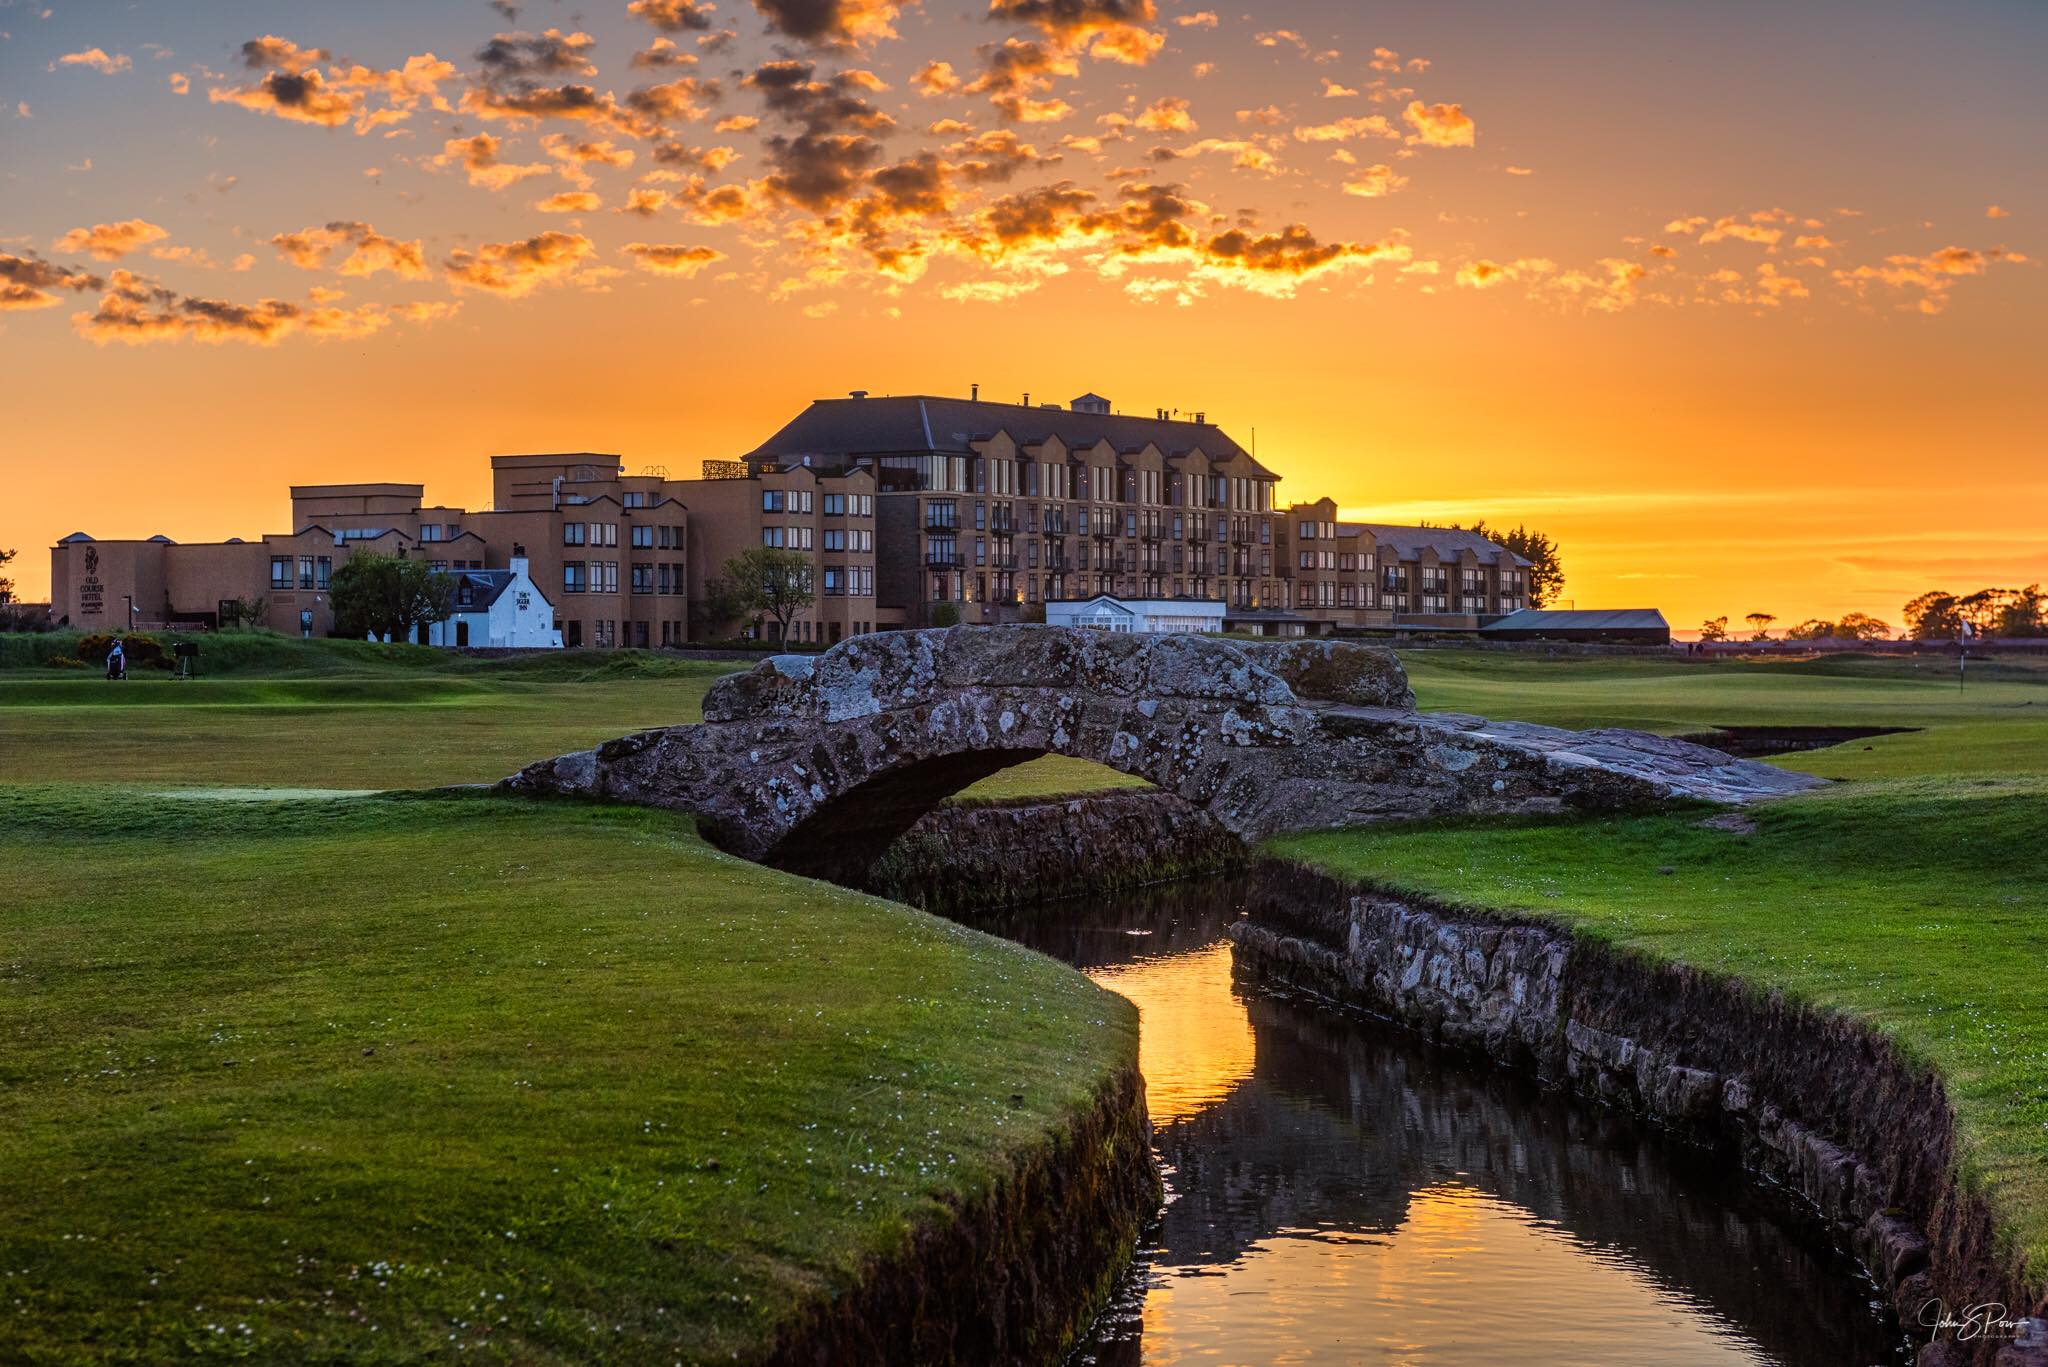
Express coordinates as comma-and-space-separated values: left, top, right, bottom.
47, 390, 1531, 645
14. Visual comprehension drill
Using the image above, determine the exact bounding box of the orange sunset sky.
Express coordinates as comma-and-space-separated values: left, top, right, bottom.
2, 0, 2042, 628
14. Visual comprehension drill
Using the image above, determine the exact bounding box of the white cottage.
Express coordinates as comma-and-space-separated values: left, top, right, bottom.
1045, 595, 1226, 635
427, 555, 563, 649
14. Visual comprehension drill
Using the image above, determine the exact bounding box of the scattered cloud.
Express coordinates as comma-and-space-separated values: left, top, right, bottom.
536, 189, 602, 212
270, 221, 429, 278
72, 270, 405, 346
50, 48, 131, 75
751, 0, 911, 48
622, 241, 727, 275
1, 253, 105, 310
1402, 99, 1474, 148
628, 0, 717, 31
444, 230, 597, 295
1341, 163, 1407, 198
430, 133, 551, 189
207, 35, 456, 134
56, 219, 170, 261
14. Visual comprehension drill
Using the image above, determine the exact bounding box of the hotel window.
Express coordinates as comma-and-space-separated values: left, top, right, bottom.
594, 561, 619, 594
270, 556, 291, 589
420, 524, 443, 542
793, 526, 813, 550
623, 492, 647, 508
316, 556, 331, 589
562, 561, 587, 593
763, 490, 785, 513
762, 527, 785, 548
657, 525, 681, 549
593, 522, 617, 547
299, 555, 315, 590
563, 523, 586, 546
824, 493, 845, 515
631, 525, 654, 548
631, 564, 654, 595
793, 490, 812, 513
823, 568, 843, 596
823, 529, 846, 551
857, 494, 873, 516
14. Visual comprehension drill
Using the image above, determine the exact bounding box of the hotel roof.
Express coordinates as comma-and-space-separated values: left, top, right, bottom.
743, 394, 1274, 477
1342, 522, 1534, 567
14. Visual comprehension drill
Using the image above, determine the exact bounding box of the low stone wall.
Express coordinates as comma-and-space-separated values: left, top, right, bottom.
864, 788, 1244, 912
1228, 862, 2048, 1367
762, 1061, 1158, 1367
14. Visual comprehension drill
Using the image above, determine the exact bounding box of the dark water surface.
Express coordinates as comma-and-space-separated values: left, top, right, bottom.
962, 878, 1904, 1367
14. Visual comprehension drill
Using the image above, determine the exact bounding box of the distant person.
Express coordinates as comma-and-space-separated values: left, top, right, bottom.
106, 638, 126, 681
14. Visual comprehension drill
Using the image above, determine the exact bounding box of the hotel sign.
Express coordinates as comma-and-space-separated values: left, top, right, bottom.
78, 545, 104, 618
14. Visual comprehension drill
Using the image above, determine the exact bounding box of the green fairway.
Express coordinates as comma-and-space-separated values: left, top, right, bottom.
0, 788, 1134, 1364
0, 633, 1138, 799
0, 637, 1141, 1363
1273, 648, 2048, 1283
1400, 648, 2048, 780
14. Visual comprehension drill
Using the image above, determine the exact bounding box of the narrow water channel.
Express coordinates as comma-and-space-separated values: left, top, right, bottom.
959, 877, 1904, 1367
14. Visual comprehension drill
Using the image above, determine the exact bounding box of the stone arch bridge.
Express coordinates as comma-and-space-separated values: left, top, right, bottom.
503, 627, 1816, 884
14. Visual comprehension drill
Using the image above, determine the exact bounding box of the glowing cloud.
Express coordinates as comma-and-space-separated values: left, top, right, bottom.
56, 220, 170, 261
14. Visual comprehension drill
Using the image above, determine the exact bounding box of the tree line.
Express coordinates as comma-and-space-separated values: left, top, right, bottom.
1698, 583, 2045, 643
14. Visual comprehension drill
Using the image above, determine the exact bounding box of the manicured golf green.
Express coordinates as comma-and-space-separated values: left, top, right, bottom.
0, 640, 1139, 1364
1275, 647, 2048, 1283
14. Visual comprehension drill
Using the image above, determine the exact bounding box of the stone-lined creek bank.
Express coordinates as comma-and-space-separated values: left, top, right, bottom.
1228, 861, 2048, 1367
859, 789, 2046, 1365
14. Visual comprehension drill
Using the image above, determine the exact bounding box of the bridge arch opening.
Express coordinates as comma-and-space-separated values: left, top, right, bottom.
752, 745, 1155, 884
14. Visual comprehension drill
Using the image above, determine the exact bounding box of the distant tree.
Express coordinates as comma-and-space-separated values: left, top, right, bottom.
1905, 586, 2046, 640
702, 572, 760, 638
1832, 612, 1891, 641
929, 601, 962, 628
1698, 616, 1729, 642
1744, 612, 1776, 640
1956, 588, 2010, 638
220, 596, 266, 631
1461, 522, 1564, 607
718, 546, 813, 643
1903, 591, 1961, 640
1993, 584, 2046, 638
1784, 618, 1835, 641
329, 554, 454, 642
0, 545, 15, 604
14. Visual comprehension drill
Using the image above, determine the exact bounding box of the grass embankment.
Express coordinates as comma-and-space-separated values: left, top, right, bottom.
1275, 649, 2048, 1281
0, 640, 1141, 1363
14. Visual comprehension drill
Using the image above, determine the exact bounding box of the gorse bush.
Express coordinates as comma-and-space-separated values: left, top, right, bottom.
75, 633, 168, 666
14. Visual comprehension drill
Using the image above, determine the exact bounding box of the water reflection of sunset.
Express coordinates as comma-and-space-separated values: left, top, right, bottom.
1088, 943, 1255, 1126
1139, 1182, 1763, 1366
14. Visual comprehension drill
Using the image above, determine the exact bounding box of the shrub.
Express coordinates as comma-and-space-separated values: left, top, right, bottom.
44, 655, 86, 670
0, 604, 53, 633
75, 633, 168, 666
